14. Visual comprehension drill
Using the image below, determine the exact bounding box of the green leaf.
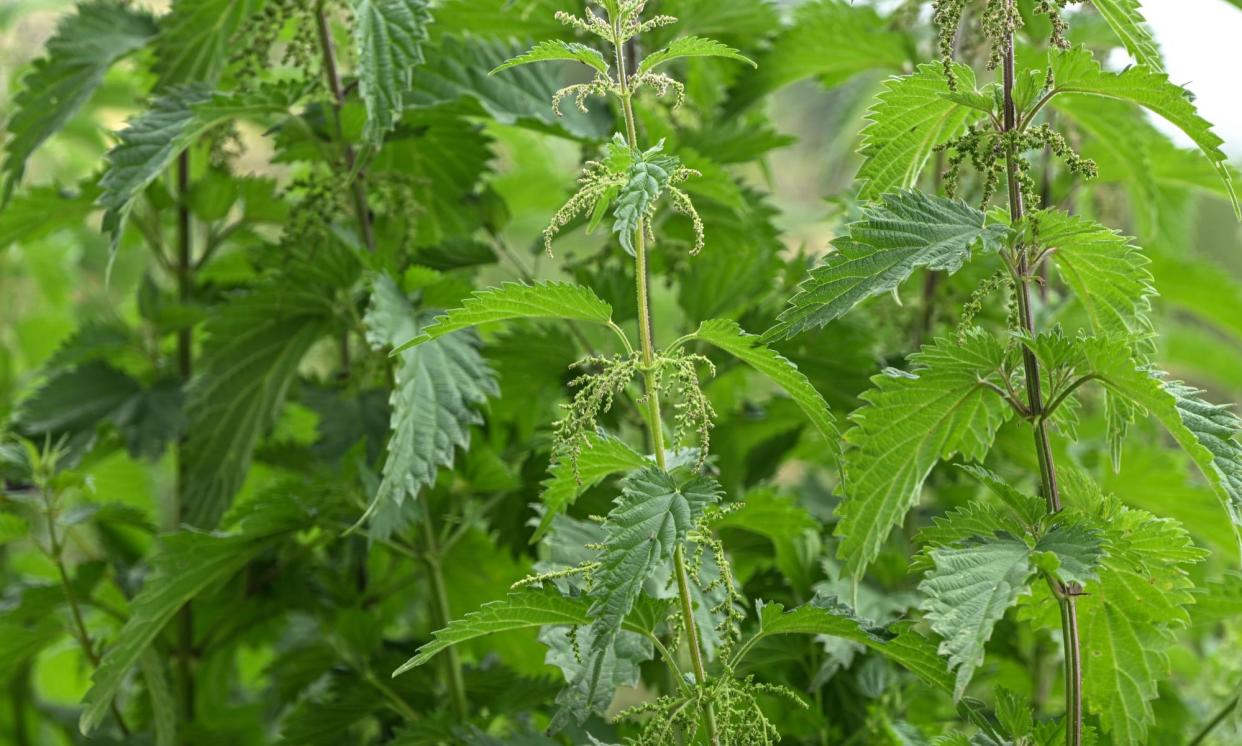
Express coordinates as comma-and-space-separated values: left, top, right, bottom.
362, 274, 498, 538
766, 190, 1008, 341
17, 362, 141, 434
1, 1, 156, 202
392, 281, 613, 353
857, 63, 987, 201
80, 491, 317, 734
534, 433, 647, 543
352, 0, 433, 145
835, 331, 1014, 579
138, 650, 177, 746
98, 83, 301, 255
713, 489, 818, 593
728, 0, 909, 111
955, 464, 1046, 528
151, 0, 262, 88
588, 469, 721, 660
543, 624, 651, 730
1090, 0, 1163, 71
0, 184, 100, 248
1048, 47, 1237, 214
920, 534, 1036, 700
393, 586, 591, 676
0, 513, 27, 545
637, 36, 755, 75
694, 318, 840, 447
180, 251, 355, 527
613, 144, 680, 256
491, 39, 610, 76
1035, 210, 1155, 349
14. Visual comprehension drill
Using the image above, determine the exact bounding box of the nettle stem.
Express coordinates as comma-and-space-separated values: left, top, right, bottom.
1000, 16, 1083, 746
419, 507, 469, 719
612, 19, 720, 745
174, 150, 196, 725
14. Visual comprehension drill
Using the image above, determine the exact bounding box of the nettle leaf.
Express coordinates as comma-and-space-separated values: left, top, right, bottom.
181, 249, 356, 527
363, 274, 497, 538
1, 0, 156, 202
766, 190, 1009, 341
714, 489, 818, 592
393, 281, 613, 353
1091, 0, 1163, 71
694, 318, 840, 447
543, 624, 650, 730
835, 331, 1014, 579
637, 36, 755, 75
80, 491, 317, 735
1048, 47, 1237, 213
99, 83, 302, 254
857, 63, 986, 201
729, 0, 909, 111
1035, 210, 1155, 349
393, 586, 591, 676
587, 469, 720, 678
920, 528, 1103, 700
534, 433, 647, 543
352, 0, 433, 145
491, 39, 610, 76
613, 143, 680, 256
0, 184, 100, 248
743, 596, 954, 694
152, 0, 262, 88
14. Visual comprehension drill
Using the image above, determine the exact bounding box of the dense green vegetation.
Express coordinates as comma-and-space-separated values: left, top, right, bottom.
2, 0, 1241, 743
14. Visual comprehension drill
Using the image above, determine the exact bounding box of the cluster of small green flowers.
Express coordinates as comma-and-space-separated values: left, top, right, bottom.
205, 121, 245, 167
935, 0, 1079, 89
666, 185, 705, 255
284, 168, 348, 248
938, 123, 1096, 209
553, 353, 642, 480
1035, 0, 1082, 50
690, 508, 746, 657
630, 72, 687, 110
957, 268, 1013, 341
543, 159, 628, 256
231, 0, 323, 87
551, 76, 615, 117
554, 2, 676, 47
370, 173, 423, 255
653, 352, 716, 470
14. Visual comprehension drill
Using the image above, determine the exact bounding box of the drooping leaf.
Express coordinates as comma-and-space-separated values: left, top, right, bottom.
543, 624, 651, 730
1090, 0, 1163, 71
1, 0, 156, 202
80, 491, 317, 734
392, 281, 614, 353
835, 331, 1014, 579
694, 318, 840, 447
491, 39, 610, 76
180, 249, 356, 527
352, 0, 433, 144
393, 586, 592, 676
637, 36, 755, 75
1048, 47, 1237, 213
151, 0, 263, 88
362, 274, 497, 538
534, 433, 647, 543
857, 63, 987, 200
98, 83, 302, 254
728, 0, 909, 111
613, 144, 681, 256
766, 190, 1008, 341
1035, 210, 1156, 349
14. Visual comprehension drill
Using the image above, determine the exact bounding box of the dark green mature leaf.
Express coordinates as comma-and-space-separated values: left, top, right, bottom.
715, 489, 818, 592
836, 332, 1014, 578
857, 63, 986, 201
0, 185, 100, 248
17, 362, 140, 434
152, 0, 263, 88
181, 249, 356, 527
98, 83, 302, 254
534, 433, 647, 543
393, 281, 613, 353
1, 0, 156, 202
1091, 0, 1163, 71
728, 0, 909, 111
637, 36, 755, 75
1048, 47, 1237, 213
491, 39, 610, 76
543, 624, 651, 730
694, 318, 840, 446
352, 0, 433, 144
363, 275, 497, 538
138, 650, 177, 746
81, 490, 317, 734
766, 191, 1008, 341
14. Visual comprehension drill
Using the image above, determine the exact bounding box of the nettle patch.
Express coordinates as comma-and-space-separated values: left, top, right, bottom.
1, 1, 1241, 745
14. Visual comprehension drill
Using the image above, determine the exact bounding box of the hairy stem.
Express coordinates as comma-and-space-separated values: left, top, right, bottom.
175, 150, 196, 726
612, 17, 720, 745
1189, 695, 1240, 746
419, 506, 469, 720
1000, 14, 1082, 745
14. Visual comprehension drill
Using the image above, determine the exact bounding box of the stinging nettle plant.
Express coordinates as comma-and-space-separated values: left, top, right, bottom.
767, 1, 1242, 745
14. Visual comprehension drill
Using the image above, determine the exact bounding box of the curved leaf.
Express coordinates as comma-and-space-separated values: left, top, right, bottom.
637, 36, 755, 75
491, 39, 610, 76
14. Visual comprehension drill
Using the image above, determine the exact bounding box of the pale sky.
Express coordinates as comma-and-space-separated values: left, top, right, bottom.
1143, 0, 1242, 157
